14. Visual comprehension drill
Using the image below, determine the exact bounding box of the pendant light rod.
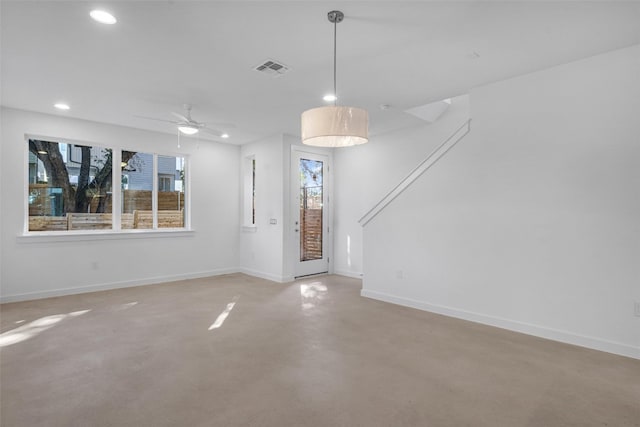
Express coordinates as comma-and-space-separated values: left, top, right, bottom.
333, 15, 337, 106
328, 10, 344, 106
301, 10, 368, 148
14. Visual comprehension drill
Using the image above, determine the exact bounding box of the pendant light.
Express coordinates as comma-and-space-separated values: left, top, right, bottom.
301, 10, 369, 147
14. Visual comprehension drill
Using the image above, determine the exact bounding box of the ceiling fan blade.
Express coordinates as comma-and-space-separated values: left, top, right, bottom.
171, 112, 191, 123
204, 122, 236, 129
201, 127, 224, 137
134, 115, 179, 124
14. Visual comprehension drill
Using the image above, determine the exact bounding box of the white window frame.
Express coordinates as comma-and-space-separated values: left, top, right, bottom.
21, 134, 191, 240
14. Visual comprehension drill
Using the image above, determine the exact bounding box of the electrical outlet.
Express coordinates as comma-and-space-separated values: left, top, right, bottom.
634, 301, 640, 317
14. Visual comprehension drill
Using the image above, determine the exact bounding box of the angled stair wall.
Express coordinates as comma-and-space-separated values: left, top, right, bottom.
358, 119, 471, 227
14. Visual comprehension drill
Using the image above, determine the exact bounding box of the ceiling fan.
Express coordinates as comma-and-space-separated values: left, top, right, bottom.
135, 104, 233, 139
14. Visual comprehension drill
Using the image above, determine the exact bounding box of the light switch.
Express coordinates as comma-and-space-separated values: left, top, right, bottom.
270, 218, 277, 225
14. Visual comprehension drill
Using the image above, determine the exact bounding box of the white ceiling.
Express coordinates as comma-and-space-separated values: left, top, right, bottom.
2, 1, 639, 145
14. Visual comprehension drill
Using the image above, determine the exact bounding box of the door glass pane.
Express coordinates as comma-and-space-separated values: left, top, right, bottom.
299, 158, 323, 261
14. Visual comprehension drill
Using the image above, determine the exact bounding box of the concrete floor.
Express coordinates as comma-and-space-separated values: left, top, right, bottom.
1, 273, 639, 426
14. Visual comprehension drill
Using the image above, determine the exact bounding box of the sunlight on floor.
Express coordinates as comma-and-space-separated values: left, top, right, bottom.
0, 309, 91, 348
116, 301, 139, 311
300, 282, 328, 310
300, 282, 327, 298
209, 296, 239, 330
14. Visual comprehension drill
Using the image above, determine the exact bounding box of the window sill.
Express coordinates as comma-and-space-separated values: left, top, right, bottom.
17, 228, 195, 243
241, 225, 257, 233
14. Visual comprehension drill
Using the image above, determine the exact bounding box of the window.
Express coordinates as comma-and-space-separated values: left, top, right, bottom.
252, 158, 256, 224
121, 151, 153, 230
28, 140, 113, 231
26, 138, 188, 233
158, 176, 172, 192
242, 155, 256, 227
157, 156, 185, 229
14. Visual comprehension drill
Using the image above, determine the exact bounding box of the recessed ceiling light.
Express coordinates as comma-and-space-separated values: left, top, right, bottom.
323, 94, 337, 102
178, 126, 199, 135
54, 103, 70, 110
221, 133, 230, 139
90, 10, 117, 25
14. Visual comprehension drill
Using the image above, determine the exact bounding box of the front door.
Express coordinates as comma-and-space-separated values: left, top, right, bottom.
293, 150, 330, 277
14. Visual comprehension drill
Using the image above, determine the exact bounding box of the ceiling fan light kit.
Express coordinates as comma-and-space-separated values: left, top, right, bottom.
136, 104, 232, 140
178, 125, 199, 135
301, 10, 369, 148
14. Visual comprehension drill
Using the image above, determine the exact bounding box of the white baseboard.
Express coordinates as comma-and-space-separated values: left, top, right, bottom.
361, 289, 640, 360
239, 268, 293, 283
0, 268, 239, 303
334, 270, 364, 280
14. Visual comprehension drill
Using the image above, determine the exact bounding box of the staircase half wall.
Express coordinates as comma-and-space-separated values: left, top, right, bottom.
360, 45, 640, 359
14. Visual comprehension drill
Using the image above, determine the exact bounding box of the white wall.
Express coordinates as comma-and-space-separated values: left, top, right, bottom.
239, 134, 287, 282
281, 134, 298, 282
333, 96, 471, 278
238, 133, 333, 282
352, 45, 640, 359
0, 108, 240, 302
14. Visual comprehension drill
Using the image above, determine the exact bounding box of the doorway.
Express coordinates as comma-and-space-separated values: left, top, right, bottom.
292, 150, 330, 277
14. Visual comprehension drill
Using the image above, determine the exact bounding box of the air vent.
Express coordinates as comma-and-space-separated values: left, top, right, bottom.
254, 59, 291, 77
